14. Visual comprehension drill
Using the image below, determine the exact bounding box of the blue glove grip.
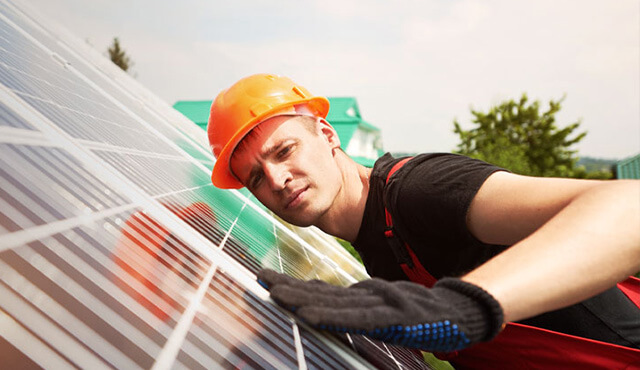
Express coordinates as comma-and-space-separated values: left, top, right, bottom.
316, 320, 470, 352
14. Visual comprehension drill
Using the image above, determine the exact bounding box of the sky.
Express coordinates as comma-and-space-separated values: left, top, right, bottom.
24, 0, 640, 159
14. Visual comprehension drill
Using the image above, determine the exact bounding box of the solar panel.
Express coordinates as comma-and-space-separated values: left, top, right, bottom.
0, 1, 440, 368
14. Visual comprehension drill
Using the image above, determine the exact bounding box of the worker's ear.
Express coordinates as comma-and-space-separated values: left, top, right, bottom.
318, 118, 341, 150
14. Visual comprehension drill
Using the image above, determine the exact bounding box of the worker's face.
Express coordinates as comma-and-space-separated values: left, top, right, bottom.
229, 115, 343, 227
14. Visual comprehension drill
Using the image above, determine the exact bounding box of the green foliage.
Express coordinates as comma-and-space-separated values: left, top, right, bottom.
107, 37, 132, 72
570, 165, 614, 180
453, 94, 590, 178
574, 157, 615, 179
336, 238, 363, 265
422, 352, 455, 370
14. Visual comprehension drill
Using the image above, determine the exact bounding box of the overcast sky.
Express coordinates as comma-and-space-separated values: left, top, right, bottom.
24, 0, 639, 159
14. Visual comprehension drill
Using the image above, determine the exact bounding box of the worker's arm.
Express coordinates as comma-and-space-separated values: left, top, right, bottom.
257, 175, 639, 352
464, 173, 640, 323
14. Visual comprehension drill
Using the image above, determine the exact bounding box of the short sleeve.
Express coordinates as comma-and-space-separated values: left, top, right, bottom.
386, 153, 507, 277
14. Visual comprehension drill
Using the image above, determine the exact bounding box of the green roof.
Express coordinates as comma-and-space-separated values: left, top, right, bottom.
332, 122, 358, 150
327, 97, 361, 123
327, 97, 379, 131
617, 154, 640, 179
173, 100, 211, 129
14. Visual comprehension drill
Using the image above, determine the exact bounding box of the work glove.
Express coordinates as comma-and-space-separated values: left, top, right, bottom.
257, 269, 504, 352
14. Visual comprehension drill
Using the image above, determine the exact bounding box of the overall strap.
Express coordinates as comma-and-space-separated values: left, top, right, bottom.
384, 157, 437, 288
618, 276, 640, 309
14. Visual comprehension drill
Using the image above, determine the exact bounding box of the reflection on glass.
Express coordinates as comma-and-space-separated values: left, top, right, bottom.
159, 192, 266, 274
111, 205, 208, 322
274, 217, 368, 283
184, 271, 299, 369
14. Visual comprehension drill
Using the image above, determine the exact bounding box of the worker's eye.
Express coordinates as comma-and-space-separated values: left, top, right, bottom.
276, 145, 293, 159
249, 172, 263, 190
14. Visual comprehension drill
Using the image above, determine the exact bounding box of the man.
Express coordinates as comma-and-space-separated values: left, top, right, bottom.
207, 74, 640, 366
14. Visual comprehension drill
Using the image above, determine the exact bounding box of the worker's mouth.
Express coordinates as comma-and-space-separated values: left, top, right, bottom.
285, 186, 308, 210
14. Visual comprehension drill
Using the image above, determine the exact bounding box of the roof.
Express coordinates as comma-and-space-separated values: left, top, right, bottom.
332, 122, 357, 149
173, 100, 211, 129
327, 97, 361, 123
326, 97, 379, 150
617, 153, 640, 179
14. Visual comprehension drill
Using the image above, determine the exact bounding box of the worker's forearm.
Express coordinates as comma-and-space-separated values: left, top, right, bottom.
462, 180, 640, 323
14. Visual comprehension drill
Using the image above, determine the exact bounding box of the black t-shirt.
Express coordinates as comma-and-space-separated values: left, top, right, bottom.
354, 152, 507, 279
353, 153, 640, 348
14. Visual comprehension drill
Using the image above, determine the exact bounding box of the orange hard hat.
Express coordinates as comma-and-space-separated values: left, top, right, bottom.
208, 73, 330, 189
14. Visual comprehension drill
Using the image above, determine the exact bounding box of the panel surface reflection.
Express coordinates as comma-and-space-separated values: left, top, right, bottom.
0, 0, 443, 368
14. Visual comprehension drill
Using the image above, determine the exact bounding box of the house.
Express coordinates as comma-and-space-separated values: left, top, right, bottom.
324, 97, 384, 167
173, 97, 384, 167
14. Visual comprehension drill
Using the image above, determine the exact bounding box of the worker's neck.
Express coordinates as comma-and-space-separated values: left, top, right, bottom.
316, 152, 372, 243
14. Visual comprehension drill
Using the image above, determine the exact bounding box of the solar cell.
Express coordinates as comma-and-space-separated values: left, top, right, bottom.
0, 0, 443, 368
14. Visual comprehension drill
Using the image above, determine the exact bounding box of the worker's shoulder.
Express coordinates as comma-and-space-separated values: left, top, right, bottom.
382, 153, 505, 217
372, 152, 457, 180
380, 152, 501, 186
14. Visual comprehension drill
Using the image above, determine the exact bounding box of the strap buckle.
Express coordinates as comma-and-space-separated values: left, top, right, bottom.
384, 227, 414, 269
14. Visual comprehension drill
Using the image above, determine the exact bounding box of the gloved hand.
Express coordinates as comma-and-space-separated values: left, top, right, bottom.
257, 269, 504, 352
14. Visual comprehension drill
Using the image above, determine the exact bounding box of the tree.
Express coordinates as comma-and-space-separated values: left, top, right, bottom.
107, 37, 132, 72
453, 94, 590, 178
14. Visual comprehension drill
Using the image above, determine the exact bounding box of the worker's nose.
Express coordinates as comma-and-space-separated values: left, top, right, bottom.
264, 163, 291, 192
